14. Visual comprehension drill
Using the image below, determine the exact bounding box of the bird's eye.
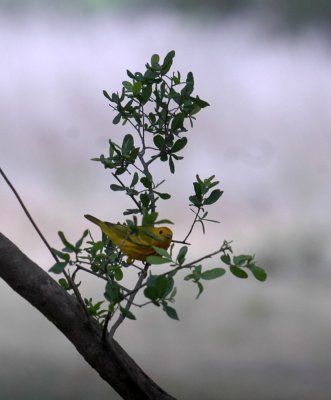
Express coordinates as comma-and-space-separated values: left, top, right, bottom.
159, 230, 163, 235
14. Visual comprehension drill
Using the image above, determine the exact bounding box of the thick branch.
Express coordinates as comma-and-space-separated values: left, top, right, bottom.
0, 233, 176, 400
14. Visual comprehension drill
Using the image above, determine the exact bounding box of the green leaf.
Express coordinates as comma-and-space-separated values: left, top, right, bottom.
103, 90, 111, 101
132, 81, 142, 95
189, 195, 201, 207
110, 184, 125, 191
153, 135, 164, 150
122, 134, 134, 155
155, 275, 170, 298
195, 281, 204, 299
114, 268, 124, 281
146, 255, 171, 265
176, 246, 188, 265
140, 193, 150, 208
155, 191, 171, 200
161, 50, 175, 75
142, 212, 158, 226
151, 53, 160, 66
203, 189, 223, 205
230, 265, 248, 279
162, 303, 179, 320
130, 172, 139, 188
140, 177, 153, 189
221, 254, 231, 265
201, 268, 226, 280
113, 113, 121, 125
153, 246, 171, 258
58, 278, 70, 290
233, 255, 253, 265
144, 286, 158, 300
193, 96, 210, 108
49, 261, 68, 274
104, 281, 123, 303
122, 81, 133, 91
171, 113, 185, 131
120, 306, 136, 320
171, 137, 187, 153
169, 156, 175, 174
250, 265, 267, 282
141, 84, 152, 104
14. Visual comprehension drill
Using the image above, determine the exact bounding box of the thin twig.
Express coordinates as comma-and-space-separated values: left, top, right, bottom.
0, 167, 90, 317
183, 206, 201, 243
108, 263, 150, 338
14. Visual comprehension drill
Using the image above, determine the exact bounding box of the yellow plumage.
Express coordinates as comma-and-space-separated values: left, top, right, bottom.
84, 214, 172, 262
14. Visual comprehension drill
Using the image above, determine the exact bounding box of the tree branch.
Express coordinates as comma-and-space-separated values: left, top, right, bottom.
0, 233, 176, 400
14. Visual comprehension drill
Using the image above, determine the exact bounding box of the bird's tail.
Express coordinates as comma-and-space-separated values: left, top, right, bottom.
84, 214, 102, 226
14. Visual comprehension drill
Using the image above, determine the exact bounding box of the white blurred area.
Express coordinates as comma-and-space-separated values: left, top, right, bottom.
1, 7, 331, 400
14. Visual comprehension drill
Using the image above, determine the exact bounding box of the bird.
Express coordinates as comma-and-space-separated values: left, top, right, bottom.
84, 214, 173, 262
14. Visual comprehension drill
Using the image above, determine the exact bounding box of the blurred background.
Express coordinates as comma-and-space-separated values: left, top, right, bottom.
1, 1, 331, 399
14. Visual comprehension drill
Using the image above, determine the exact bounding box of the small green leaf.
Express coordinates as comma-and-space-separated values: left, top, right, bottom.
193, 96, 210, 108
122, 81, 133, 91
169, 156, 175, 174
130, 172, 139, 188
103, 90, 111, 101
155, 191, 171, 200
113, 113, 121, 125
171, 137, 187, 153
221, 254, 231, 265
195, 281, 204, 299
203, 189, 223, 205
114, 268, 124, 281
140, 177, 153, 189
120, 306, 136, 320
104, 281, 123, 303
250, 265, 267, 282
171, 113, 185, 131
162, 303, 179, 320
146, 255, 171, 265
176, 246, 188, 265
110, 184, 125, 191
58, 278, 70, 290
230, 265, 248, 279
151, 53, 160, 66
161, 50, 175, 75
140, 193, 150, 208
153, 135, 164, 150
49, 261, 68, 274
122, 134, 134, 155
132, 81, 142, 95
233, 255, 253, 265
153, 246, 171, 258
201, 268, 226, 280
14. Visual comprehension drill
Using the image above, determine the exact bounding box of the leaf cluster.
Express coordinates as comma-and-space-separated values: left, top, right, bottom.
48, 51, 267, 335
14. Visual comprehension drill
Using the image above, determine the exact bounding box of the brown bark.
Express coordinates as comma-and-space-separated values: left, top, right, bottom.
0, 233, 176, 400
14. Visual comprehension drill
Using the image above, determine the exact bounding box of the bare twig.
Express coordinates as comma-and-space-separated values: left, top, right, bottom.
183, 206, 201, 243
0, 167, 89, 317
109, 264, 150, 338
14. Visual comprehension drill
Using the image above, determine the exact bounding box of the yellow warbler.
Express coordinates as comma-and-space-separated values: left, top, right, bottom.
84, 214, 173, 262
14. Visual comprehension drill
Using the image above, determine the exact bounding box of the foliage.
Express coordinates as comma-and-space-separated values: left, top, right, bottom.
49, 51, 267, 336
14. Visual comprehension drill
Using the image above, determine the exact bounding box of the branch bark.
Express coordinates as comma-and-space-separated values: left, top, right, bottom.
0, 233, 176, 400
